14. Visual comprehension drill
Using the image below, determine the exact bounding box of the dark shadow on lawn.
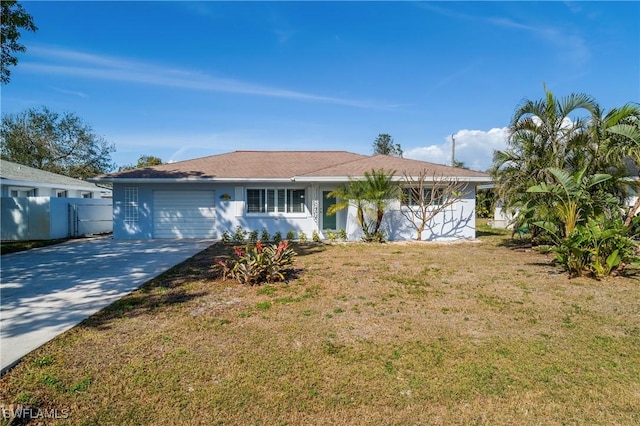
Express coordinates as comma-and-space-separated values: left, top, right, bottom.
78, 244, 228, 331
476, 228, 510, 238
497, 237, 534, 250
78, 242, 317, 330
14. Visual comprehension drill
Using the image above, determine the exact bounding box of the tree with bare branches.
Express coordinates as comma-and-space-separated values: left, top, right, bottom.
399, 171, 467, 240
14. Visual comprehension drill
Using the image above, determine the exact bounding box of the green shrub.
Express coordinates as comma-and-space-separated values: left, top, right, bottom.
550, 217, 637, 278
221, 230, 232, 244
298, 230, 308, 243
338, 229, 348, 241
326, 230, 337, 243
312, 230, 321, 243
286, 230, 296, 241
274, 231, 283, 245
233, 226, 247, 243
261, 228, 271, 242
248, 230, 259, 243
215, 240, 297, 285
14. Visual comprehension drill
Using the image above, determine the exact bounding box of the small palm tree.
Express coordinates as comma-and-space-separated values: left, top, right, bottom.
327, 178, 370, 238
527, 167, 611, 239
363, 169, 400, 238
327, 169, 399, 242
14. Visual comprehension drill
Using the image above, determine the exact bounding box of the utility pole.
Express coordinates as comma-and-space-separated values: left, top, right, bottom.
451, 134, 456, 167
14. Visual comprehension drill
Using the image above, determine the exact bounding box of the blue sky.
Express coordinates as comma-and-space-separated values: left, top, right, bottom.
2, 1, 638, 172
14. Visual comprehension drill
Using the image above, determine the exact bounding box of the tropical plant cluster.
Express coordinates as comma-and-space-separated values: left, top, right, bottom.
220, 226, 343, 244
215, 240, 296, 285
491, 87, 640, 277
328, 169, 399, 242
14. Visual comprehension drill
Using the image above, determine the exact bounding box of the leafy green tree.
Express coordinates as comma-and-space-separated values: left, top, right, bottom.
372, 133, 403, 157
328, 169, 399, 242
1, 0, 37, 84
1, 106, 116, 179
452, 160, 468, 169
475, 188, 495, 218
119, 155, 163, 171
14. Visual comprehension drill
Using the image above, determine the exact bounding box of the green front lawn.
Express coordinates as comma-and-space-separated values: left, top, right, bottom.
1, 233, 638, 425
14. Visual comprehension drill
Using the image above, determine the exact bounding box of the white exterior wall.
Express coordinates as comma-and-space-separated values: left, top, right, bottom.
1, 197, 112, 240
111, 182, 479, 241
1, 183, 104, 199
112, 183, 320, 240
342, 186, 477, 241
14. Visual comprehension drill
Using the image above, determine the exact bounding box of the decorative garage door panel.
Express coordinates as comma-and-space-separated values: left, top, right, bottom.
153, 191, 216, 238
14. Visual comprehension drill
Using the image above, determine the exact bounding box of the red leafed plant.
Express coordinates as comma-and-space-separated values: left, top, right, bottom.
215, 240, 296, 285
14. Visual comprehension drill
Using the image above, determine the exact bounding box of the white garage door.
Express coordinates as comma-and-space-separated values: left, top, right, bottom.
153, 191, 216, 238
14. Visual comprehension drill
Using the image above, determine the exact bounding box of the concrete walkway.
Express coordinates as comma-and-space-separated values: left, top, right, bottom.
0, 237, 214, 374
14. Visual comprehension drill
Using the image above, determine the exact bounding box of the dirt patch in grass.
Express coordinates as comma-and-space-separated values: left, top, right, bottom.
1, 236, 639, 425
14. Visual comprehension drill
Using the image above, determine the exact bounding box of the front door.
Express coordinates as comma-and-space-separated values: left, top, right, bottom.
322, 191, 337, 230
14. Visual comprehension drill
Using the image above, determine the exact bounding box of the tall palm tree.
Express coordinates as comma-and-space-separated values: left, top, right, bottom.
605, 105, 640, 226
578, 104, 640, 221
491, 87, 599, 218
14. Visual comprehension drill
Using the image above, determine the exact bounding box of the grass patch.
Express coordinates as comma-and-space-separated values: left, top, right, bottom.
0, 238, 69, 255
1, 239, 639, 424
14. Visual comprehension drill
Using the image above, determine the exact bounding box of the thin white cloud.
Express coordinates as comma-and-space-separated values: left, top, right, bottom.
486, 17, 590, 66
22, 45, 394, 109
426, 60, 481, 95
405, 127, 509, 172
50, 86, 88, 98
419, 4, 590, 67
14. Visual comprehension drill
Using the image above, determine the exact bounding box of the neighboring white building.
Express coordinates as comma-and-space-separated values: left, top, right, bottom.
91, 150, 491, 241
1, 160, 112, 240
0, 159, 109, 199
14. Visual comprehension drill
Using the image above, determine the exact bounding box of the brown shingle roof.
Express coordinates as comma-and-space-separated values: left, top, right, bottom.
94, 151, 489, 181
301, 154, 489, 179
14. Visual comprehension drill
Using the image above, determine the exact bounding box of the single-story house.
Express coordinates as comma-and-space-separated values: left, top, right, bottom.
1, 159, 112, 240
0, 159, 110, 199
90, 151, 491, 241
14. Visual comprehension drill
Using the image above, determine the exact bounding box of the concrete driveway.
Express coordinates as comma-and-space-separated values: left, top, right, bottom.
0, 237, 214, 374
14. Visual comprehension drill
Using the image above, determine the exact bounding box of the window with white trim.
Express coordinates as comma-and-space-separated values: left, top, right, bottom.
402, 187, 446, 206
81, 192, 93, 198
246, 188, 305, 214
9, 187, 37, 197
56, 190, 68, 198
124, 187, 139, 223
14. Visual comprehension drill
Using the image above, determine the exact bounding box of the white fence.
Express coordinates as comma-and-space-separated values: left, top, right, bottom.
1, 197, 112, 241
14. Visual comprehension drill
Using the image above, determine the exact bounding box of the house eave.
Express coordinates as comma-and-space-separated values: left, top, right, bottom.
92, 175, 492, 185
0, 178, 104, 192
292, 175, 493, 183
89, 177, 295, 184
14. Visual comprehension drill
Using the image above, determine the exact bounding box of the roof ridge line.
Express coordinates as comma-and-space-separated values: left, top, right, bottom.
296, 153, 371, 176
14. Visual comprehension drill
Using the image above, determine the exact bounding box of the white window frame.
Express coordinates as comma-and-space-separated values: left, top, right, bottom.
9, 187, 37, 197
56, 189, 68, 198
246, 188, 306, 216
124, 187, 139, 223
81, 192, 93, 199
401, 187, 446, 207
